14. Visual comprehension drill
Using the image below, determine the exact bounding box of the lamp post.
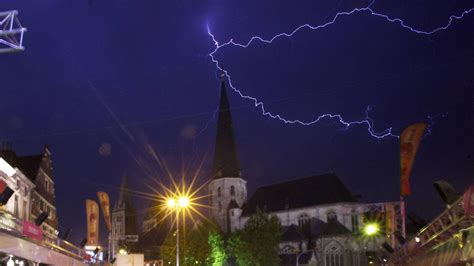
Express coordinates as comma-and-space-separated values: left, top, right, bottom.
166, 196, 189, 266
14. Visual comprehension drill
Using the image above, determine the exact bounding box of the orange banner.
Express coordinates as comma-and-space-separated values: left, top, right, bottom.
97, 191, 112, 231
400, 123, 427, 197
86, 199, 99, 246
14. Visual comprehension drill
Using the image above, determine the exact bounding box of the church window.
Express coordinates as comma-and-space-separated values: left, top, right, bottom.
231, 210, 234, 216
327, 211, 337, 222
298, 213, 310, 234
351, 213, 359, 233
218, 201, 222, 212
324, 241, 344, 266
230, 186, 235, 196
217, 187, 221, 197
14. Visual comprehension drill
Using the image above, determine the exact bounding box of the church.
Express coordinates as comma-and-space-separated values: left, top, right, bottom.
110, 76, 403, 265
208, 75, 402, 265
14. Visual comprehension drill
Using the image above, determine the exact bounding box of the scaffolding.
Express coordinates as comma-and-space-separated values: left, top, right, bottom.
0, 10, 27, 53
389, 184, 474, 264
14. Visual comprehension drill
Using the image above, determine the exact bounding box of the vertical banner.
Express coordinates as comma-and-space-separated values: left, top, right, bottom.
86, 199, 99, 246
97, 191, 112, 231
400, 122, 427, 197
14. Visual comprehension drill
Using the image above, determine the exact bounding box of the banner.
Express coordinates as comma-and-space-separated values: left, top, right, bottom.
22, 220, 43, 241
400, 122, 427, 197
86, 199, 99, 246
97, 191, 112, 231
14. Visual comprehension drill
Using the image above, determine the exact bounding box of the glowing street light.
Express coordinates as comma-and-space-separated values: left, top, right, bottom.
167, 198, 176, 208
363, 223, 380, 236
178, 197, 189, 208
166, 196, 190, 266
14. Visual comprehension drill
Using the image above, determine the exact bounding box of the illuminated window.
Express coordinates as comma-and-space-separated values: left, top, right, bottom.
230, 186, 235, 196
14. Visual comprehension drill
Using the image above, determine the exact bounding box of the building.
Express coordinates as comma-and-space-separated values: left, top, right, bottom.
208, 75, 247, 233
0, 157, 35, 223
111, 175, 138, 258
134, 202, 170, 263
208, 78, 401, 265
0, 144, 59, 240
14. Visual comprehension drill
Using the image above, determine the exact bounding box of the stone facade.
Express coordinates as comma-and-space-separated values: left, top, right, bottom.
0, 157, 35, 222
111, 175, 138, 258
208, 177, 246, 233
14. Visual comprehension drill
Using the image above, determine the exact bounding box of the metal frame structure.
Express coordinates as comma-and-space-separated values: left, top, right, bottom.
389, 184, 474, 264
0, 10, 27, 53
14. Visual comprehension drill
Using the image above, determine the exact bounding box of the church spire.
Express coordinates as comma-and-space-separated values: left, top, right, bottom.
212, 77, 241, 179
113, 174, 138, 235
115, 175, 133, 210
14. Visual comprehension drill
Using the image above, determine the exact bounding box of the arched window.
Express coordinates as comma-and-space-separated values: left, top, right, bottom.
217, 187, 221, 197
298, 213, 310, 234
324, 241, 344, 266
351, 211, 359, 233
327, 211, 337, 222
230, 185, 235, 196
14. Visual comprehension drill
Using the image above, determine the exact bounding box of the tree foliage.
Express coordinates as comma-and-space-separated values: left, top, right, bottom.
159, 219, 226, 266
228, 208, 281, 266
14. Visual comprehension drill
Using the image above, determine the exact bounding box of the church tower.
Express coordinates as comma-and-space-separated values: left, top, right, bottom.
208, 75, 247, 233
111, 175, 138, 256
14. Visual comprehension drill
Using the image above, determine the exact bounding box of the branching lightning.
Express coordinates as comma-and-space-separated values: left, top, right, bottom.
207, 1, 474, 139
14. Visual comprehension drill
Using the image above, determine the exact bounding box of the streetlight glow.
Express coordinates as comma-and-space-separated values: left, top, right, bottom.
167, 198, 176, 208
178, 197, 189, 208
363, 223, 380, 236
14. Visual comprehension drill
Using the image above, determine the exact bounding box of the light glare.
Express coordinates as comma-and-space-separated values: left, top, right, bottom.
364, 223, 379, 236
167, 198, 176, 208
178, 197, 189, 208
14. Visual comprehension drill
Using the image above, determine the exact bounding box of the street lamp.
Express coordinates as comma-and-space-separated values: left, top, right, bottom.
166, 196, 190, 266
363, 223, 380, 236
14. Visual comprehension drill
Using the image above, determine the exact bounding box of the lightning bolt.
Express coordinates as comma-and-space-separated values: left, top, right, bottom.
207, 2, 474, 139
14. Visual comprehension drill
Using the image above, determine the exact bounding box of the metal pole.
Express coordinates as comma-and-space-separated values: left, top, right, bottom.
176, 208, 180, 266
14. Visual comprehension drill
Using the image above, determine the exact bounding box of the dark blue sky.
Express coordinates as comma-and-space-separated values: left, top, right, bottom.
1, 0, 473, 245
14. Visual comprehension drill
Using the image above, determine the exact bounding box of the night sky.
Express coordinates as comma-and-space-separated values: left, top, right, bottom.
1, 0, 473, 245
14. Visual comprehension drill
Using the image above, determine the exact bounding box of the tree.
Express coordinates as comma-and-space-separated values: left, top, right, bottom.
160, 219, 226, 265
208, 230, 227, 266
228, 208, 281, 266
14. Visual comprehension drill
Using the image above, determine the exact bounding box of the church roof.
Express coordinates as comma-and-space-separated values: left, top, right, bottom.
227, 199, 240, 210
281, 224, 305, 242
321, 220, 352, 236
242, 173, 356, 215
212, 78, 241, 179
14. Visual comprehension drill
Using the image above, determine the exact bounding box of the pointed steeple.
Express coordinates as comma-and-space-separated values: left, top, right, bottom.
115, 175, 134, 211
212, 76, 241, 179
113, 174, 138, 235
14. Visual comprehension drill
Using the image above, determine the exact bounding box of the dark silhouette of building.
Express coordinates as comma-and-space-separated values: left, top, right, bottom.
0, 143, 58, 239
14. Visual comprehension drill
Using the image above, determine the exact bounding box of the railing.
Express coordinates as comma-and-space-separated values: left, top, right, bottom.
0, 209, 85, 262
389, 184, 474, 264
